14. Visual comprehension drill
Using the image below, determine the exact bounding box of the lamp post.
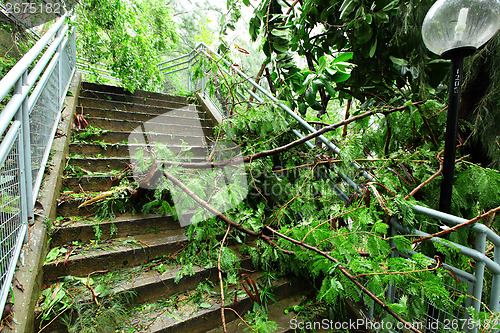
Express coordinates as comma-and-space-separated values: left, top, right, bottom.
421, 2, 500, 330
422, 0, 500, 214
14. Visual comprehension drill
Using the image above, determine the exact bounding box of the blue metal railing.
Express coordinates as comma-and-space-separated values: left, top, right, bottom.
0, 13, 76, 311
160, 42, 499, 330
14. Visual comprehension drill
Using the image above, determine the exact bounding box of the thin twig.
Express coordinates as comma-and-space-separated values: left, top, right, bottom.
162, 102, 425, 169
392, 205, 500, 251
404, 154, 469, 200
86, 270, 109, 305
218, 225, 231, 333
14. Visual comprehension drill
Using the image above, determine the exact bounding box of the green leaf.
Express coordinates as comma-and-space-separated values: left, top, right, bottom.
317, 56, 327, 73
372, 221, 389, 234
369, 38, 377, 58
374, 11, 389, 23
339, 0, 356, 19
272, 42, 289, 53
333, 52, 354, 63
365, 13, 373, 24
312, 79, 325, 90
199, 302, 212, 309
320, 78, 337, 97
305, 87, 317, 107
298, 102, 307, 116
389, 56, 408, 67
45, 247, 66, 263
382, 0, 399, 12
331, 72, 351, 82
270, 29, 288, 37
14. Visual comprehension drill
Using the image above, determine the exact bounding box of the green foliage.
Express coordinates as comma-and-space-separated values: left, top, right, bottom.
243, 303, 278, 333
179, 50, 499, 327
76, 0, 178, 92
38, 278, 135, 333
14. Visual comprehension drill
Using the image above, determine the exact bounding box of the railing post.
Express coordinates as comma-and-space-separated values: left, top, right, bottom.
490, 245, 499, 312
14, 73, 33, 241
472, 232, 486, 312
201, 63, 206, 96
187, 56, 192, 92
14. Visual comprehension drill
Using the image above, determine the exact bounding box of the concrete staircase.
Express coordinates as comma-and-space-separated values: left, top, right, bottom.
36, 82, 303, 332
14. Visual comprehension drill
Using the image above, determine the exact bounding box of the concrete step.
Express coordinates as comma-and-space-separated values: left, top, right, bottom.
68, 143, 210, 159
71, 129, 208, 146
114, 247, 254, 305
135, 277, 294, 333
36, 248, 255, 332
62, 174, 134, 192
81, 81, 191, 104
78, 96, 200, 115
81, 106, 204, 121
66, 156, 206, 173
50, 214, 180, 247
80, 89, 196, 109
84, 116, 213, 136
43, 229, 188, 282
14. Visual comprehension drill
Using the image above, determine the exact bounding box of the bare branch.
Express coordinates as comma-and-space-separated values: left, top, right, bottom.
162, 102, 425, 169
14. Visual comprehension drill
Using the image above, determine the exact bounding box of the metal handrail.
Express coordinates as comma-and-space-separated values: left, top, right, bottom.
0, 12, 76, 312
160, 43, 500, 316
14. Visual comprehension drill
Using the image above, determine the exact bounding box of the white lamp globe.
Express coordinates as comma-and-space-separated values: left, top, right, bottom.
422, 0, 500, 58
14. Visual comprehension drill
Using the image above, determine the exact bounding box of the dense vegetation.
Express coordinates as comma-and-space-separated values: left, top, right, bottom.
181, 0, 500, 329
3, 0, 498, 331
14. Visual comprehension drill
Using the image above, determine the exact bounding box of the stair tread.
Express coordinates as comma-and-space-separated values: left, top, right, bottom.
43, 230, 188, 281
207, 294, 304, 333
81, 82, 191, 103
78, 96, 200, 114
81, 106, 203, 120
80, 90, 195, 109
50, 214, 181, 246
128, 275, 293, 333
83, 116, 213, 133
70, 129, 209, 145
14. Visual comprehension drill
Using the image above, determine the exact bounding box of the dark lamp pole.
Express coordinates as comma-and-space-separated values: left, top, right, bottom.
422, 0, 500, 214
438, 47, 474, 213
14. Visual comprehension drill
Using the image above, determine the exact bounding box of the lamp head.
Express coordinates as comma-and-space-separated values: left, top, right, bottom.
422, 0, 500, 58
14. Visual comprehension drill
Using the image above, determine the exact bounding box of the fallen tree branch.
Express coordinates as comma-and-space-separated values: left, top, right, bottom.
162, 171, 421, 333
262, 226, 422, 333
86, 270, 109, 305
404, 154, 469, 200
162, 102, 425, 169
163, 170, 291, 254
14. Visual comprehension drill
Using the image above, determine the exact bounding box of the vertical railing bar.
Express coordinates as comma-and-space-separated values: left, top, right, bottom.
490, 245, 499, 312
20, 72, 34, 227
472, 232, 486, 314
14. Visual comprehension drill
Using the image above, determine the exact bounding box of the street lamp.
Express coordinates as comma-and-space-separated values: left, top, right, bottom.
422, 0, 500, 214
